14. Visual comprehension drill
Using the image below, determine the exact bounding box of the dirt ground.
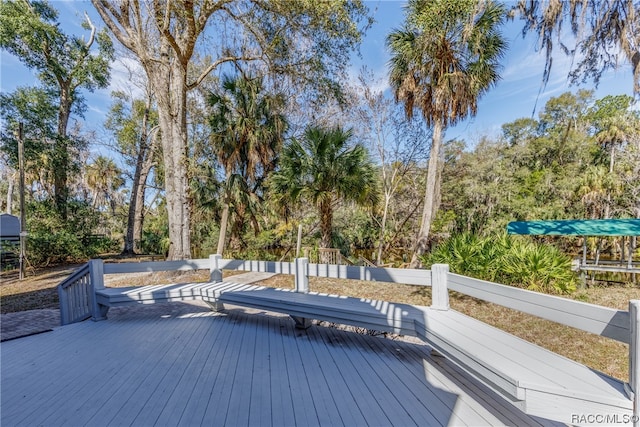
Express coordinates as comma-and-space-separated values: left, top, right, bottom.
1, 262, 638, 381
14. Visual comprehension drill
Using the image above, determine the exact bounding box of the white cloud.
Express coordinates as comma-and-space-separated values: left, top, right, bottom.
106, 57, 147, 99
346, 64, 390, 95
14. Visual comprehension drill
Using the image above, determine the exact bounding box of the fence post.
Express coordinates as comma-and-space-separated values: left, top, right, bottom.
89, 259, 108, 321
295, 257, 309, 293
630, 300, 639, 427
293, 257, 311, 329
210, 254, 223, 282
431, 264, 450, 311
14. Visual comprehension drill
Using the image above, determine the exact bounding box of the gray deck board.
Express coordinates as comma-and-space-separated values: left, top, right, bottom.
199, 309, 247, 426
294, 321, 346, 426
304, 325, 369, 426
175, 310, 243, 427
223, 311, 259, 426
1, 301, 564, 427
310, 324, 393, 425
345, 327, 447, 426
278, 312, 321, 427
266, 315, 297, 427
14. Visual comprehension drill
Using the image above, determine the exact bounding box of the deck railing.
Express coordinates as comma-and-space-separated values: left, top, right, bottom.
59, 255, 639, 423
57, 263, 92, 325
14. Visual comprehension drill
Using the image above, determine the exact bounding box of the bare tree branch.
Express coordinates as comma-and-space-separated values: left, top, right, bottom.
83, 11, 96, 48
91, 0, 134, 51
187, 55, 260, 90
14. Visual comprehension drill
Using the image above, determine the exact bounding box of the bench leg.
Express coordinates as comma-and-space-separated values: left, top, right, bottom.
206, 301, 225, 312
292, 316, 312, 329
91, 304, 110, 322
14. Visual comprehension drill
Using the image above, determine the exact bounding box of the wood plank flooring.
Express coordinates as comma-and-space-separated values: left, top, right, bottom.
1, 302, 565, 426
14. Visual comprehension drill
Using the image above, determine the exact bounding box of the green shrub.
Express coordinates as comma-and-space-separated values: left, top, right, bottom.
423, 233, 577, 294
25, 200, 120, 266
500, 241, 576, 293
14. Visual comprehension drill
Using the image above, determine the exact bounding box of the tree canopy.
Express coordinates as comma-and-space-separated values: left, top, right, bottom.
1, 0, 113, 218
91, 0, 370, 260
270, 126, 378, 250
511, 0, 640, 95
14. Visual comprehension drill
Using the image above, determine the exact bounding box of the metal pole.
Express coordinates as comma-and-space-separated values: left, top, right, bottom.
17, 122, 26, 280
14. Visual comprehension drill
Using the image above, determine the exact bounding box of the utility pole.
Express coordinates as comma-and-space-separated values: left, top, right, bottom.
17, 122, 26, 280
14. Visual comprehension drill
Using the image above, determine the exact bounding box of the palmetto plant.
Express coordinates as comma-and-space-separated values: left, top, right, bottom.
387, 0, 507, 266
424, 233, 577, 294
270, 126, 378, 250
208, 74, 288, 253
501, 242, 576, 294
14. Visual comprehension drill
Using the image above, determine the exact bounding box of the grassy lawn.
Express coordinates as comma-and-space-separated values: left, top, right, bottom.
1, 263, 637, 381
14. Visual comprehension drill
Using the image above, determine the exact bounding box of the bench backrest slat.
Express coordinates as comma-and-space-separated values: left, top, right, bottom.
103, 259, 211, 274
306, 263, 430, 286
218, 259, 295, 275
448, 273, 630, 343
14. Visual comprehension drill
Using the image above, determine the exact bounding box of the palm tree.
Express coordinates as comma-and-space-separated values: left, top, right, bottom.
208, 74, 288, 254
577, 165, 614, 219
85, 155, 124, 214
387, 0, 507, 266
270, 126, 378, 253
589, 95, 639, 174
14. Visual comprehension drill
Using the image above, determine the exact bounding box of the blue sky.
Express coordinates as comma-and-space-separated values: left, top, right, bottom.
361, 1, 636, 145
1, 0, 636, 149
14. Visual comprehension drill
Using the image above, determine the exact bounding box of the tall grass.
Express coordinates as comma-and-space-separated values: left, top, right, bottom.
423, 233, 577, 293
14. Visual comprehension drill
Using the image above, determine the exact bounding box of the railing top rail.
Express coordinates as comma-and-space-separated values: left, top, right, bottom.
58, 263, 90, 290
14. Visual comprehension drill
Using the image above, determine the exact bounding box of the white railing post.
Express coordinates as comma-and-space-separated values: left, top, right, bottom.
89, 259, 107, 321
630, 300, 640, 427
295, 257, 309, 293
431, 264, 450, 310
293, 257, 311, 329
210, 254, 223, 282
58, 282, 70, 325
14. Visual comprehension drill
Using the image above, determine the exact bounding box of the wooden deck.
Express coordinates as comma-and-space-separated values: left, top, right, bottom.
1, 302, 563, 427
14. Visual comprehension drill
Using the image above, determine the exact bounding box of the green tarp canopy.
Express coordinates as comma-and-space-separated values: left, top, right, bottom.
507, 219, 640, 237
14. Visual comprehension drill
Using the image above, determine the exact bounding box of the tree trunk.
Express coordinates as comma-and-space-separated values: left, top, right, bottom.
216, 203, 230, 255
123, 99, 155, 255
319, 199, 333, 249
376, 192, 390, 265
54, 86, 72, 219
319, 198, 334, 264
609, 144, 615, 174
133, 151, 154, 253
230, 214, 246, 250
410, 120, 444, 268
149, 61, 191, 260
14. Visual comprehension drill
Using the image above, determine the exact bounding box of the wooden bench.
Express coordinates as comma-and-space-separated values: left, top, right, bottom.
95, 282, 418, 334
60, 256, 639, 426
95, 280, 634, 423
